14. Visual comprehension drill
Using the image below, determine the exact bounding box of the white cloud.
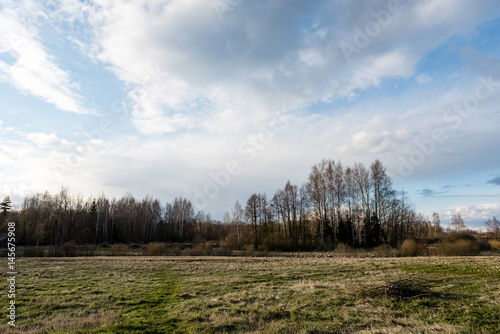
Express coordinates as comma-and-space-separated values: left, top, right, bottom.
63, 0, 500, 136
441, 202, 500, 226
25, 132, 78, 151
1, 0, 500, 219
415, 73, 432, 84
0, 1, 87, 114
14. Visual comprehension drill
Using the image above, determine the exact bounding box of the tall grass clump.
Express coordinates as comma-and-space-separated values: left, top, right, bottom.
109, 244, 129, 256
187, 242, 213, 256
400, 239, 426, 257
22, 246, 45, 257
145, 242, 168, 256
244, 244, 256, 256
435, 240, 480, 256
373, 244, 400, 257
334, 242, 355, 254
489, 240, 500, 250
62, 241, 78, 256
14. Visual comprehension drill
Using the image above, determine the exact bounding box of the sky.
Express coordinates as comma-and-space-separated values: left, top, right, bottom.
1, 0, 500, 228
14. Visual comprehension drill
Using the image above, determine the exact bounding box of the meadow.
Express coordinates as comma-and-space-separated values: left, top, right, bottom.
1, 254, 499, 333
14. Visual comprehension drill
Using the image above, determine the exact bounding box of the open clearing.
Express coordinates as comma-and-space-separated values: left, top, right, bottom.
2, 255, 499, 333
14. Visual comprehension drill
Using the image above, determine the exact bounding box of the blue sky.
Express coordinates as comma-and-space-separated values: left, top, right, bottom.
1, 0, 500, 228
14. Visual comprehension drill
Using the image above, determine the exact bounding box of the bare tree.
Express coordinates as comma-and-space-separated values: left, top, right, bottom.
307, 159, 331, 243
370, 159, 391, 241
485, 216, 499, 239
245, 194, 260, 246
432, 212, 442, 236
232, 200, 244, 246
451, 212, 466, 232
326, 160, 345, 244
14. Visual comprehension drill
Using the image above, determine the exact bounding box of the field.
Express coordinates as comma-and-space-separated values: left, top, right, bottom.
2, 255, 499, 333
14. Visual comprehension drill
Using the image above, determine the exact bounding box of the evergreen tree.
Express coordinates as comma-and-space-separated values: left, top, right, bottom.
338, 216, 353, 245
363, 214, 381, 247
1, 196, 12, 224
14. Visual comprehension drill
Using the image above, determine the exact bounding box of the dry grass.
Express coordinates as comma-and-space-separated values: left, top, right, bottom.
400, 239, 426, 257
489, 239, 500, 250
144, 242, 168, 256
109, 243, 129, 255
1, 255, 499, 333
3, 311, 115, 334
359, 275, 432, 299
435, 240, 480, 256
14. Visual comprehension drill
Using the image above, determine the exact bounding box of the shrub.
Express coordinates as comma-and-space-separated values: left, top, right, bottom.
257, 244, 269, 253
187, 242, 213, 256
478, 239, 491, 251
62, 241, 77, 257
145, 242, 168, 256
447, 232, 476, 242
48, 247, 64, 257
488, 240, 500, 250
22, 246, 45, 257
167, 245, 182, 256
334, 242, 355, 254
79, 244, 97, 256
400, 239, 426, 257
435, 240, 480, 256
110, 244, 129, 256
245, 244, 255, 257
373, 244, 400, 257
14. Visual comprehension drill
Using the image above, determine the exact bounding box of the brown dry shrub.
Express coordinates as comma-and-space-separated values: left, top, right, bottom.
334, 242, 355, 254
62, 241, 77, 257
245, 244, 256, 256
109, 244, 129, 256
187, 242, 213, 256
22, 246, 45, 257
435, 240, 480, 256
489, 240, 500, 250
400, 239, 426, 257
373, 244, 400, 257
145, 242, 168, 256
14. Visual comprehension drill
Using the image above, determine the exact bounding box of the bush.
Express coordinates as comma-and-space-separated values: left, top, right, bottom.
478, 239, 491, 251
145, 242, 168, 256
373, 244, 400, 257
48, 247, 64, 257
22, 246, 45, 257
435, 240, 480, 256
334, 242, 355, 254
110, 244, 129, 256
245, 244, 256, 257
79, 244, 97, 256
488, 240, 500, 250
168, 245, 182, 256
448, 232, 476, 242
400, 239, 426, 257
187, 242, 213, 256
62, 241, 77, 257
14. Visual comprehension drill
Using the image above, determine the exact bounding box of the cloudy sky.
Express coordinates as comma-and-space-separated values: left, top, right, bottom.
1, 0, 500, 228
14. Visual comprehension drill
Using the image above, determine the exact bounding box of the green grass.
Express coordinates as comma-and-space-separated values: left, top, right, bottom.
1, 255, 499, 333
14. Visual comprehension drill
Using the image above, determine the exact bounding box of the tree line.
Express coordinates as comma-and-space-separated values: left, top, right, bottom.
3, 158, 494, 251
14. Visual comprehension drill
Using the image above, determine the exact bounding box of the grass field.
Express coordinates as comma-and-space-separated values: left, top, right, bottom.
2, 255, 499, 333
